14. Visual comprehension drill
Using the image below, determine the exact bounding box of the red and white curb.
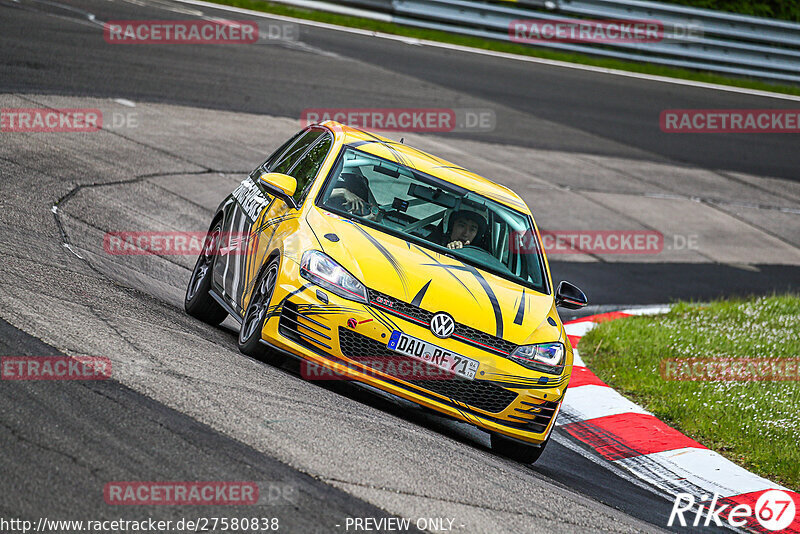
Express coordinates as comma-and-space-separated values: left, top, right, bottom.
559, 307, 800, 533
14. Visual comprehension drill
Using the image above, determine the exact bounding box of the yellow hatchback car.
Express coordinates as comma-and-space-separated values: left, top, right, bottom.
185, 121, 587, 463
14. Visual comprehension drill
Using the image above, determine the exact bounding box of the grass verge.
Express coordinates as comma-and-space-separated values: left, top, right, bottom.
579, 294, 800, 491
205, 0, 800, 97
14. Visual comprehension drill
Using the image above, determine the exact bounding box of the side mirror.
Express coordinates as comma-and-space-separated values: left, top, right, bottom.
259, 172, 297, 208
555, 281, 588, 309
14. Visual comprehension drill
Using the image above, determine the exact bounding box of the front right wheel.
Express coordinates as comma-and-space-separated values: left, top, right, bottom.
491, 432, 549, 464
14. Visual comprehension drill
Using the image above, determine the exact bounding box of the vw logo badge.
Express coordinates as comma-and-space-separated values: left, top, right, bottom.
430, 312, 455, 339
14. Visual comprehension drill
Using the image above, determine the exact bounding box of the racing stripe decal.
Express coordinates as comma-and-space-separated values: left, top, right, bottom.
412, 244, 478, 303
481, 189, 526, 210
243, 227, 257, 295
400, 144, 451, 166
230, 209, 248, 307
243, 206, 273, 304
348, 139, 455, 171
296, 304, 362, 318
367, 306, 399, 333
348, 131, 414, 168
419, 261, 480, 302
460, 263, 504, 339
410, 280, 431, 307
375, 307, 401, 331
268, 283, 313, 319
433, 164, 468, 172
222, 209, 241, 299
242, 213, 298, 306
415, 244, 503, 338
254, 212, 295, 234
514, 289, 526, 326
483, 376, 568, 390
352, 224, 409, 297
346, 140, 371, 149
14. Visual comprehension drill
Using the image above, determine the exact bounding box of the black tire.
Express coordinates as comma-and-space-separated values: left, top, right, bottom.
491, 432, 549, 464
185, 220, 228, 325
238, 256, 280, 357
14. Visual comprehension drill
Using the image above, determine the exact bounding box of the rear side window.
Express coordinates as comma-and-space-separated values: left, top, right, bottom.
288, 135, 333, 203
251, 130, 303, 178
272, 130, 323, 175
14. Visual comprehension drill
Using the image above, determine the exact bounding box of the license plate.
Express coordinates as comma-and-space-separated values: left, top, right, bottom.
387, 331, 479, 380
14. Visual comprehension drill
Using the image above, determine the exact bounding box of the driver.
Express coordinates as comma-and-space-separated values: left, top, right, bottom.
443, 209, 487, 250
328, 168, 372, 216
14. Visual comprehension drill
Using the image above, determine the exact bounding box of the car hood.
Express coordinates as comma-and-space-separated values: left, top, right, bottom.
306, 208, 559, 345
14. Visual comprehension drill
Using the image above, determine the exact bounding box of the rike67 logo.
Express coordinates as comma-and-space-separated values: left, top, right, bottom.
669, 490, 797, 531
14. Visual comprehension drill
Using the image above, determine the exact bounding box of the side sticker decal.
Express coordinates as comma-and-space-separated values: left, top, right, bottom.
514, 289, 526, 326
232, 179, 270, 221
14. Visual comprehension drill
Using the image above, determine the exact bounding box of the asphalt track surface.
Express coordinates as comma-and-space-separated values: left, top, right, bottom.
1, 0, 798, 532
0, 318, 420, 532
3, 0, 800, 180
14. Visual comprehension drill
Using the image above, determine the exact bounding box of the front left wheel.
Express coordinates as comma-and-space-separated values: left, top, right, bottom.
238, 256, 280, 357
185, 221, 228, 326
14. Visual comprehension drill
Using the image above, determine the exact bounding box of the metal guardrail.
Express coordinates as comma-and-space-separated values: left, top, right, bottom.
552, 0, 800, 48
271, 0, 800, 83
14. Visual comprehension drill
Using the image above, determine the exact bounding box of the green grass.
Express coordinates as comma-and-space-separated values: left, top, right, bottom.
579, 295, 800, 491
661, 0, 800, 22
209, 0, 800, 97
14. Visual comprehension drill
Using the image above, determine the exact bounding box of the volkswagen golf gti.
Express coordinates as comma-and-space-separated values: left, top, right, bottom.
184, 120, 587, 463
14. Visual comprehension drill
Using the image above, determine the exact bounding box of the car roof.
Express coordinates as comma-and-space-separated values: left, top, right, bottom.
320, 121, 530, 214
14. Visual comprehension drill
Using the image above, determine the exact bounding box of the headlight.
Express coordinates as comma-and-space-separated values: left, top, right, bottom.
300, 250, 367, 303
509, 342, 565, 374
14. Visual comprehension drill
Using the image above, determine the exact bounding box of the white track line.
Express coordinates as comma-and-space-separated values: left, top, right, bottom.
561, 384, 650, 422
563, 309, 798, 525
572, 348, 586, 367
564, 320, 597, 338
616, 447, 787, 498
551, 431, 675, 500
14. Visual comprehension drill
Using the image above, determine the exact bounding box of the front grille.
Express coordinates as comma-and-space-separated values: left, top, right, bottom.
279, 301, 333, 350
368, 288, 436, 324
367, 289, 516, 355
455, 322, 516, 355
338, 327, 517, 414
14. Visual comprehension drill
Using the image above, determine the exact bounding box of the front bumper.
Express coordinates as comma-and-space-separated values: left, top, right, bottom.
261, 275, 569, 444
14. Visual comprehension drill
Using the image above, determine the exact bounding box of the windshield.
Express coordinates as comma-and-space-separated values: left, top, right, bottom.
317, 147, 548, 293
